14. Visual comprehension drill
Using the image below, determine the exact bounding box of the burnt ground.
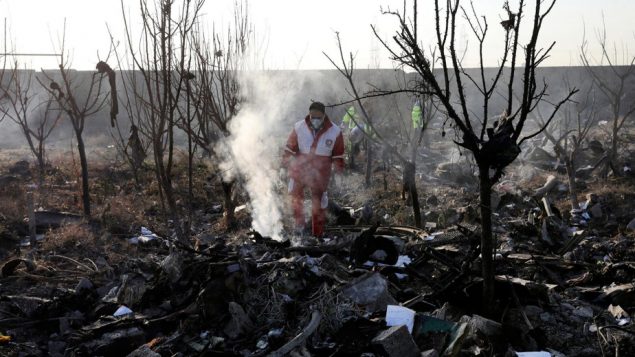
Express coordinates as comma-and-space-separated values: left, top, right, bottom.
0, 144, 635, 357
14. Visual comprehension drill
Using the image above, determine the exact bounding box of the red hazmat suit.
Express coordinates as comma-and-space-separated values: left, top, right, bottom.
283, 115, 345, 237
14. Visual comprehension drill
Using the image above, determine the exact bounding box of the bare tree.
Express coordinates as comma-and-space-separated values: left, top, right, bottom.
120, 0, 205, 240
364, 0, 577, 310
580, 24, 635, 176
37, 45, 109, 217
325, 33, 424, 229
116, 0, 251, 234
186, 0, 251, 228
106, 27, 149, 186
537, 81, 598, 211
0, 64, 62, 183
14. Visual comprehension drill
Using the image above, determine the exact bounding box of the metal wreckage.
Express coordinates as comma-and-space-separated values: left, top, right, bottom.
1, 143, 635, 356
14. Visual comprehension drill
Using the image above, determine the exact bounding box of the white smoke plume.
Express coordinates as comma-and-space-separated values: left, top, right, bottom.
225, 114, 284, 239
218, 71, 319, 240
221, 100, 284, 239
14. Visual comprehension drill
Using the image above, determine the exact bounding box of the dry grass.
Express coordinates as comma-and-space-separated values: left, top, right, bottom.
0, 182, 26, 222
41, 223, 96, 252
244, 273, 364, 338
0, 147, 235, 244
586, 177, 635, 196
99, 193, 148, 236
244, 275, 288, 329
303, 282, 364, 335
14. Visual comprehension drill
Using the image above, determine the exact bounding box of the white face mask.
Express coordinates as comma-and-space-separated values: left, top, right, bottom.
311, 118, 323, 129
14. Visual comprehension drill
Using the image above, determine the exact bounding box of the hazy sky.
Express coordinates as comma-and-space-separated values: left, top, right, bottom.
1, 0, 633, 70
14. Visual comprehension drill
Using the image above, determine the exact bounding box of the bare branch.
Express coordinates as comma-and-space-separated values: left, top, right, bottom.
519, 88, 578, 145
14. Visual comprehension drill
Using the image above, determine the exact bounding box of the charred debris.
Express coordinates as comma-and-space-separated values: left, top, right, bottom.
1, 151, 635, 356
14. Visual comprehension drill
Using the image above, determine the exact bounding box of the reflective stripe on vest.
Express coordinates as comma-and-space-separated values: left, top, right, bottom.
294, 120, 341, 157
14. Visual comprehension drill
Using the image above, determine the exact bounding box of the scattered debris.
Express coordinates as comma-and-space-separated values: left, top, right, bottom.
385, 305, 416, 333
33, 211, 82, 229
534, 175, 559, 198
1, 154, 634, 356
113, 305, 134, 317
372, 325, 421, 357
341, 272, 398, 313
128, 227, 161, 245
515, 352, 551, 357
223, 302, 253, 339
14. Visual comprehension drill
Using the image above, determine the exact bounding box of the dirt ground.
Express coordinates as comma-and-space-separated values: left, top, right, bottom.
1, 143, 635, 356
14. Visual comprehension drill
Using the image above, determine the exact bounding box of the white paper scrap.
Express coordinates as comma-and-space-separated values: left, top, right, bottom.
385, 305, 415, 333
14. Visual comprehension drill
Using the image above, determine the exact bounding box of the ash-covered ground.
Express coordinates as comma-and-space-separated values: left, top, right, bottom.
0, 126, 634, 356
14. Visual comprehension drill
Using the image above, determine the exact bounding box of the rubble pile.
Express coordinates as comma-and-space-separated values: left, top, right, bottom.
1, 156, 635, 356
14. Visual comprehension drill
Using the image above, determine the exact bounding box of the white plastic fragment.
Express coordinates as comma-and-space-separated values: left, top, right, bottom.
138, 235, 156, 243
385, 305, 416, 333
113, 305, 133, 317
425, 222, 437, 229
516, 352, 551, 357
129, 227, 161, 245
395, 255, 412, 268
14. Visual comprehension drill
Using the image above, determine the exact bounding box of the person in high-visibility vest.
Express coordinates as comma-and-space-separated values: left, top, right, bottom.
342, 106, 362, 169
412, 101, 423, 129
342, 106, 359, 130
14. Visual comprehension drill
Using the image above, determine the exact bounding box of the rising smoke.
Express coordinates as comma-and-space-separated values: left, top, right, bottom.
218, 71, 335, 240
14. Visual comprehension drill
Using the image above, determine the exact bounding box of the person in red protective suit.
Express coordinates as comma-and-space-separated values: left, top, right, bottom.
283, 101, 345, 237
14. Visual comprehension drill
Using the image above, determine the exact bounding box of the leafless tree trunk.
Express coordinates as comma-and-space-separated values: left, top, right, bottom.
119, 0, 250, 233
325, 33, 424, 228
37, 40, 108, 217
186, 0, 252, 228
1, 65, 62, 184
366, 0, 577, 312
580, 24, 635, 177
538, 82, 598, 210
365, 138, 373, 187
120, 0, 206, 240
106, 35, 149, 186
